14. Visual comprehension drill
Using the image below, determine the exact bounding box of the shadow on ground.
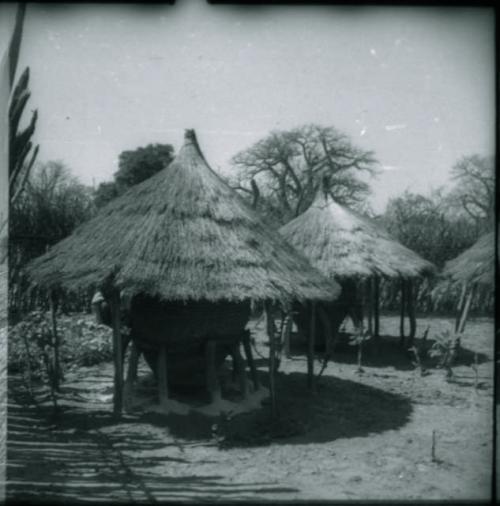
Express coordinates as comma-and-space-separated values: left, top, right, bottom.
7, 377, 299, 502
290, 334, 490, 372
150, 370, 413, 449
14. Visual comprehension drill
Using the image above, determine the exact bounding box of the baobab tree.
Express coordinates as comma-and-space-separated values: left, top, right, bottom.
230, 124, 378, 224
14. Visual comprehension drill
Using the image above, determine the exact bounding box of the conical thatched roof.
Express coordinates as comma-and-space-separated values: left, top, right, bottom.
27, 130, 339, 303
279, 191, 435, 281
442, 232, 494, 287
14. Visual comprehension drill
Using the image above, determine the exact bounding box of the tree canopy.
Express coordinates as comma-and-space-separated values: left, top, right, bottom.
94, 143, 174, 208
10, 161, 95, 248
10, 161, 94, 290
384, 152, 494, 264
383, 189, 478, 270
230, 124, 378, 225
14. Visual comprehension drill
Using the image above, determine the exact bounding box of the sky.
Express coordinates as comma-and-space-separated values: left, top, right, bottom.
0, 2, 495, 213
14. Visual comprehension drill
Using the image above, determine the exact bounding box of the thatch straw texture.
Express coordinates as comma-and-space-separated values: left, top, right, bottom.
280, 192, 435, 281
443, 232, 494, 287
27, 130, 339, 303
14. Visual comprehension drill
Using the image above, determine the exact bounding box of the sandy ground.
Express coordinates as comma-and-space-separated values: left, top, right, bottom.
6, 315, 495, 502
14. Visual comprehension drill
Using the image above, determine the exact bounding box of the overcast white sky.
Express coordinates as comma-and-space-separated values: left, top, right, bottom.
0, 2, 495, 213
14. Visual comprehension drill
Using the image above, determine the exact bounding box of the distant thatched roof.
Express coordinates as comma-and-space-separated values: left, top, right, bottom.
279, 191, 436, 281
442, 232, 494, 287
27, 130, 339, 303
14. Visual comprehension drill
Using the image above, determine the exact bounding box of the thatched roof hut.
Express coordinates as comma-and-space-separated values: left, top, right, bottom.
442, 232, 494, 288
26, 130, 339, 412
279, 191, 436, 347
27, 130, 338, 303
280, 191, 435, 281
441, 231, 494, 333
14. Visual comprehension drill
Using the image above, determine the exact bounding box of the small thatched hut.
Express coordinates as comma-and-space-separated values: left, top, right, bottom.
26, 130, 339, 415
442, 231, 494, 332
280, 190, 436, 349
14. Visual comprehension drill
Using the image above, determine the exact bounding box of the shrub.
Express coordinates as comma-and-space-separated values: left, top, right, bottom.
9, 311, 114, 376
428, 328, 461, 379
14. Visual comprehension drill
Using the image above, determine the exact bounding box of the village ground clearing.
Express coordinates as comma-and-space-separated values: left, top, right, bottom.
6, 315, 494, 503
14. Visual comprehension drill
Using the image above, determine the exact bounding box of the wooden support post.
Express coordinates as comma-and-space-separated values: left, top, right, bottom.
374, 276, 380, 340
206, 340, 221, 403
399, 279, 406, 347
282, 313, 292, 359
307, 301, 316, 391
455, 283, 467, 333
458, 284, 475, 334
242, 331, 259, 392
264, 301, 277, 417
157, 345, 169, 407
128, 342, 140, 383
231, 343, 238, 383
408, 279, 417, 346
231, 343, 248, 399
317, 305, 335, 378
356, 281, 364, 331
121, 333, 132, 370
277, 312, 286, 352
110, 289, 124, 417
124, 340, 140, 410
49, 289, 62, 391
367, 278, 373, 337
317, 305, 333, 357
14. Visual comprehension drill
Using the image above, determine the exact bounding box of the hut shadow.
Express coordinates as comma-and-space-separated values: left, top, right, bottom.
291, 334, 490, 372
160, 370, 413, 448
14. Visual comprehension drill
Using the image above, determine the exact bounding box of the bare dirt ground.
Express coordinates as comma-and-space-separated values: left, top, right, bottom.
0, 267, 7, 502
6, 315, 494, 503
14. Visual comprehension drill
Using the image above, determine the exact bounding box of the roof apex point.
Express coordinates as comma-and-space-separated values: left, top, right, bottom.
184, 129, 197, 143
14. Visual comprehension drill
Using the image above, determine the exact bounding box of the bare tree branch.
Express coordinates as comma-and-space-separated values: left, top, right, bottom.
230, 124, 378, 223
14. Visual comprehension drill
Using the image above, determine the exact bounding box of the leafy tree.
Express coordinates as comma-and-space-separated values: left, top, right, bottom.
383, 189, 477, 269
9, 161, 95, 313
93, 181, 121, 209
382, 162, 494, 316
230, 124, 378, 224
94, 143, 174, 207
116, 143, 174, 187
11, 161, 94, 243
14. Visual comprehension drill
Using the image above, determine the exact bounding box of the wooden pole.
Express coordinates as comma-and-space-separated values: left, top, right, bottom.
307, 301, 316, 391
458, 284, 475, 334
317, 305, 334, 378
242, 330, 259, 391
367, 278, 373, 336
317, 305, 333, 358
110, 289, 124, 417
399, 278, 406, 347
157, 344, 169, 407
49, 289, 62, 391
408, 279, 417, 346
124, 341, 140, 411
455, 283, 467, 333
206, 340, 221, 403
231, 343, 248, 399
264, 301, 277, 417
374, 276, 380, 339
281, 312, 292, 359
356, 281, 364, 331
